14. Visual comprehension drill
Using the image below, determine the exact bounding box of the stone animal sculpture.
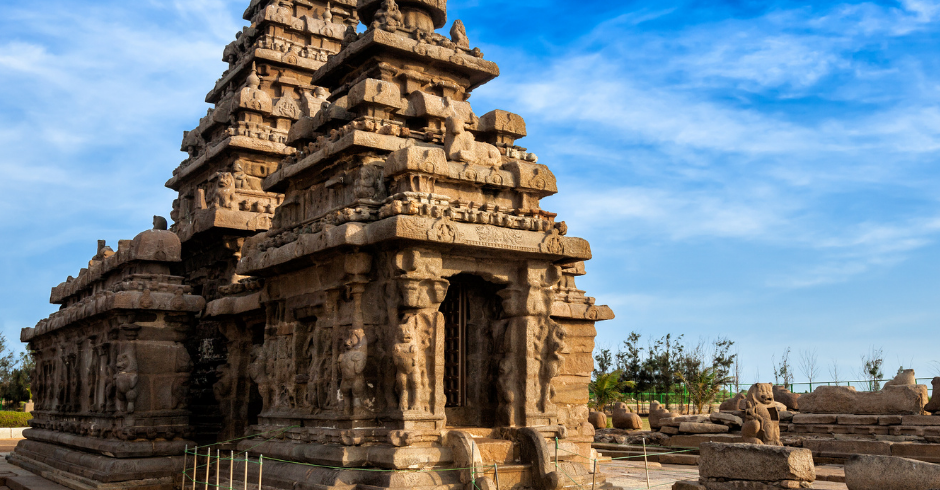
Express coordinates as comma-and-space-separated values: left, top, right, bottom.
539, 324, 566, 411
649, 400, 677, 429
925, 377, 940, 413
612, 403, 643, 430
588, 411, 607, 430
339, 328, 368, 414
113, 349, 139, 414
742, 383, 781, 446
772, 385, 800, 411
212, 172, 237, 210
450, 19, 470, 49
444, 116, 500, 167
884, 369, 917, 388
719, 392, 746, 411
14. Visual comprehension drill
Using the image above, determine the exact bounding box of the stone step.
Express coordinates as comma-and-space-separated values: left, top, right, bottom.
473, 438, 515, 464
3, 476, 73, 490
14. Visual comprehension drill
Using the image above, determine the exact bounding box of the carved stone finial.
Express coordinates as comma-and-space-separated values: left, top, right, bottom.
247, 62, 261, 90
153, 216, 168, 231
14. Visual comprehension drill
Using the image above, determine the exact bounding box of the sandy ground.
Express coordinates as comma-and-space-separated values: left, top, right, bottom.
599, 460, 848, 490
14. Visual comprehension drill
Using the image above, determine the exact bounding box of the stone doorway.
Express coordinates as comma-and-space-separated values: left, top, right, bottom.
440, 274, 505, 428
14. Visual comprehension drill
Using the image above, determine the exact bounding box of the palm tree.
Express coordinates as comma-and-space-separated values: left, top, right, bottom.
677, 366, 727, 414
589, 370, 634, 413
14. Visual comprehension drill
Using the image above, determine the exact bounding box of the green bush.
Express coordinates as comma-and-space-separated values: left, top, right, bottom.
0, 411, 31, 428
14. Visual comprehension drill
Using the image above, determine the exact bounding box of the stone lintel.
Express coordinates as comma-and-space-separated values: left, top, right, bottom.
168, 135, 294, 191
205, 291, 263, 317
177, 207, 275, 243
264, 130, 410, 192
238, 216, 592, 276
550, 302, 615, 321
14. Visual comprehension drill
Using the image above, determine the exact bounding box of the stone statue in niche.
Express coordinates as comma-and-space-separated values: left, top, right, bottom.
305, 327, 332, 410
393, 314, 429, 412
233, 162, 263, 191
113, 346, 139, 414
539, 323, 567, 411
742, 383, 781, 446
497, 356, 516, 425
339, 327, 368, 415
450, 20, 470, 50
211, 173, 237, 210
444, 116, 501, 167
372, 0, 403, 32
274, 335, 297, 409
248, 345, 272, 411
353, 164, 386, 201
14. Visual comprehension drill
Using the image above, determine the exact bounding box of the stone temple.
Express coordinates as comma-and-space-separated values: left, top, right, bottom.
10, 0, 614, 488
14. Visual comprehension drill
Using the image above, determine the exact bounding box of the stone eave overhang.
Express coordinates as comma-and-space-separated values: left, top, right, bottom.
263, 129, 558, 197
23, 289, 205, 343
237, 214, 591, 277
312, 28, 500, 96
166, 135, 295, 191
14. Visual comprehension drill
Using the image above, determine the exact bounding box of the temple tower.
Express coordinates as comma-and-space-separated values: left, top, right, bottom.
164, 0, 360, 442
210, 0, 615, 487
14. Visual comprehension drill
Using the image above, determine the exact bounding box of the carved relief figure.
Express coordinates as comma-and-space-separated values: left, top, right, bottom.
444, 116, 500, 167
338, 328, 368, 415
212, 173, 237, 210
248, 345, 272, 411
113, 346, 139, 414
539, 323, 566, 411
393, 314, 428, 411
233, 162, 263, 191
353, 164, 386, 201
742, 383, 781, 446
372, 0, 403, 32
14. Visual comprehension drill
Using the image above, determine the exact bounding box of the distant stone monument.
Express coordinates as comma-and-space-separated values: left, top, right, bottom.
10, 0, 615, 489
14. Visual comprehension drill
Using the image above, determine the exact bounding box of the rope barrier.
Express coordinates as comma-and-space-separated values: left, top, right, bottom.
180, 426, 702, 490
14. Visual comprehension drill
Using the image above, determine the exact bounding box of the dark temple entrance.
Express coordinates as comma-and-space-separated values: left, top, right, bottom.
439, 274, 505, 427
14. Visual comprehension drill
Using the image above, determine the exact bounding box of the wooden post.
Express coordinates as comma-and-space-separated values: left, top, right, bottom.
205, 448, 211, 490
642, 438, 650, 490
258, 455, 263, 490
230, 450, 234, 490
243, 454, 248, 490
592, 458, 597, 490
493, 464, 499, 490
191, 447, 198, 490
182, 445, 188, 490
216, 449, 220, 489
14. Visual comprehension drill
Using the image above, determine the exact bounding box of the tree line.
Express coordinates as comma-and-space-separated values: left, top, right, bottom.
0, 335, 33, 407
591, 332, 737, 414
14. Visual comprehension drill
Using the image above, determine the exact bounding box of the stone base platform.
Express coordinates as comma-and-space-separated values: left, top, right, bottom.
6, 440, 183, 490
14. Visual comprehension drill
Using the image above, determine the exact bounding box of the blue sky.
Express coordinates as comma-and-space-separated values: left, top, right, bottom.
1, 0, 939, 384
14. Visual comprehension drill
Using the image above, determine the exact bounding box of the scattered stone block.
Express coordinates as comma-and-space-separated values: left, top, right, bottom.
837, 415, 879, 425
720, 393, 746, 411
879, 415, 903, 426
844, 454, 940, 490
710, 413, 743, 427
679, 423, 729, 434
799, 385, 929, 415
699, 443, 815, 483
667, 434, 741, 448
901, 415, 940, 426
890, 443, 940, 464
803, 439, 893, 457
659, 453, 699, 465
673, 481, 705, 490
661, 426, 679, 435
793, 414, 838, 425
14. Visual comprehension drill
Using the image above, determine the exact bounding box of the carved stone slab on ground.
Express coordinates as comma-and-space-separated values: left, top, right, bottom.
799, 385, 929, 415
844, 454, 940, 490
